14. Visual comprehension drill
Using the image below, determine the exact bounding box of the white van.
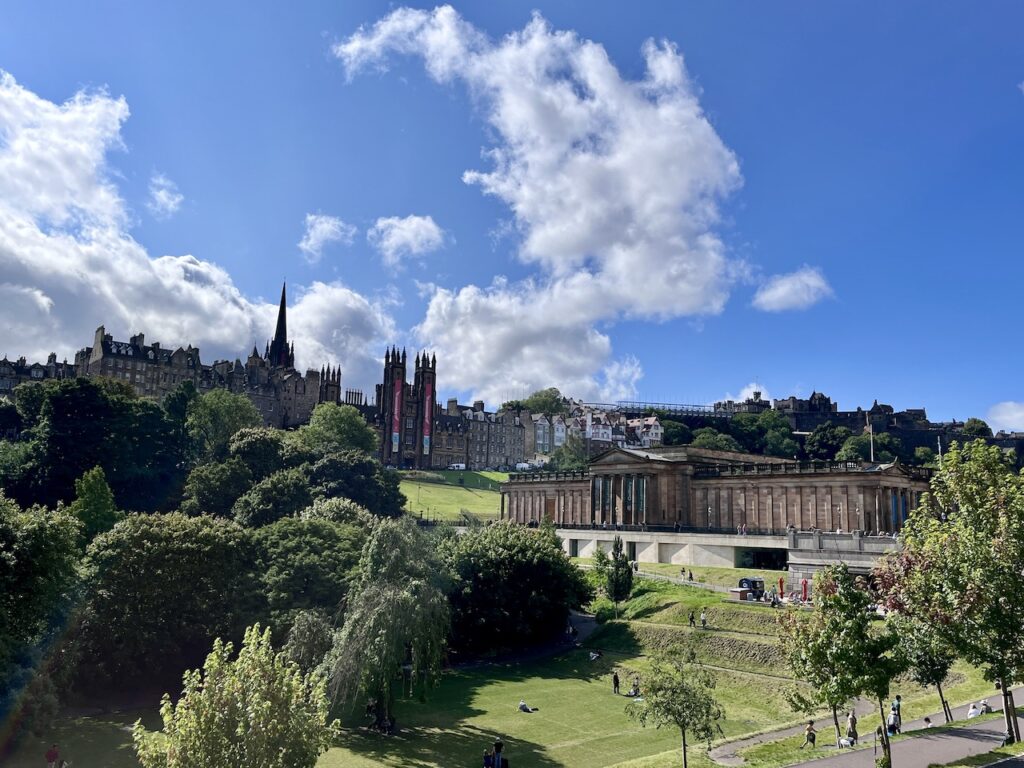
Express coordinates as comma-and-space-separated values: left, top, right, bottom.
515, 462, 531, 471
447, 463, 466, 470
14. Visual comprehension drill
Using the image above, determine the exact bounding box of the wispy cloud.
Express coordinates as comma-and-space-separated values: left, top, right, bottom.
298, 213, 357, 264
146, 173, 183, 219
367, 214, 446, 268
752, 266, 833, 312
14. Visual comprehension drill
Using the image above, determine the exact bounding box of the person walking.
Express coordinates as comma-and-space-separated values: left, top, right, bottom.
846, 710, 858, 745
892, 694, 902, 733
45, 745, 60, 768
799, 721, 817, 749
612, 671, 620, 695
688, 610, 696, 628
700, 609, 708, 629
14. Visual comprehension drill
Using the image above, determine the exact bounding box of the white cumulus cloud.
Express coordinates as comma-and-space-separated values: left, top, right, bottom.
298, 213, 357, 264
367, 214, 446, 268
0, 71, 392, 394
146, 173, 183, 219
719, 382, 771, 404
337, 7, 743, 403
987, 401, 1024, 433
752, 266, 833, 312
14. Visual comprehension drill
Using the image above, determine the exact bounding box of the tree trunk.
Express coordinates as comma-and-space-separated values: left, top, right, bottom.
1010, 688, 1020, 743
1000, 678, 1016, 744
831, 705, 842, 748
936, 682, 952, 724
681, 728, 688, 768
878, 697, 892, 766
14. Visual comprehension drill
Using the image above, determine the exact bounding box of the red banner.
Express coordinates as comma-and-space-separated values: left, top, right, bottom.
391, 374, 402, 454
422, 379, 433, 455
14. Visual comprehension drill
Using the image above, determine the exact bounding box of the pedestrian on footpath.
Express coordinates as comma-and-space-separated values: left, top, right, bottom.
799, 721, 817, 749
688, 610, 696, 628
892, 694, 902, 733
700, 610, 708, 629
846, 710, 858, 744
45, 744, 60, 768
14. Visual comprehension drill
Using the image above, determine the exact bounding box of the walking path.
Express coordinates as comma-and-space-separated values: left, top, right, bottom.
710, 690, 1023, 768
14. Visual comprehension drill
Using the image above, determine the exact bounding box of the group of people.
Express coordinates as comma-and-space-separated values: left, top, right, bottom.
967, 700, 993, 719
611, 671, 642, 698
687, 609, 709, 629
801, 710, 860, 750
482, 738, 509, 767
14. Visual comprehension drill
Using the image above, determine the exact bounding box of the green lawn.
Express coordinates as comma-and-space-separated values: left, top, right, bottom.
400, 479, 501, 521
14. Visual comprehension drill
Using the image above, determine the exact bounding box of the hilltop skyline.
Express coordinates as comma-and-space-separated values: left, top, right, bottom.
1, 2, 1022, 426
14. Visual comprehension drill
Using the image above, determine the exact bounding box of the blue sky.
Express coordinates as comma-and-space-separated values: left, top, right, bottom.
1, 2, 1022, 427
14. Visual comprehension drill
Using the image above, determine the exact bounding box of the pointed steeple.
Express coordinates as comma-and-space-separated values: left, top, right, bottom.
268, 282, 289, 367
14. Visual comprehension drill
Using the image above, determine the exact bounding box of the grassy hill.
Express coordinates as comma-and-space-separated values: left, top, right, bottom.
399, 469, 507, 522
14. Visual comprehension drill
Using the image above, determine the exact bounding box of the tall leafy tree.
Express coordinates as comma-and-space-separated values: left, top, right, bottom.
690, 428, 742, 453
877, 439, 1024, 743
625, 645, 724, 768
293, 403, 377, 456
133, 625, 337, 768
438, 521, 590, 653
76, 513, 264, 688
779, 564, 869, 748
0, 493, 80, 697
326, 518, 450, 725
888, 614, 955, 722
835, 432, 903, 463
65, 466, 121, 545
186, 389, 262, 462
547, 434, 588, 471
305, 451, 405, 517
961, 417, 993, 438
805, 423, 853, 461
607, 535, 634, 619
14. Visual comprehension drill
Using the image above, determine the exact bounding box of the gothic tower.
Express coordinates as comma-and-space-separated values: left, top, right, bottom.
413, 351, 437, 467
267, 282, 291, 369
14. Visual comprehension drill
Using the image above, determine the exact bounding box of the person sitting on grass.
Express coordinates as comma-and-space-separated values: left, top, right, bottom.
980, 699, 992, 715
967, 703, 980, 719
518, 699, 538, 713
799, 721, 816, 749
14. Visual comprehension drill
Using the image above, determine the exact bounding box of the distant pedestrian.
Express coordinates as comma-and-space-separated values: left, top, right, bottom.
688, 610, 696, 628
688, 570, 694, 581
980, 699, 992, 715
922, 717, 932, 729
799, 721, 816, 749
846, 711, 858, 744
700, 610, 708, 629
613, 672, 620, 695
483, 748, 494, 767
46, 745, 60, 768
892, 695, 902, 732
967, 703, 980, 719
742, 523, 748, 535
886, 708, 899, 736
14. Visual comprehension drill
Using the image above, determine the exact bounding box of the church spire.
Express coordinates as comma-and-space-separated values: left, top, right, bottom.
268, 282, 289, 367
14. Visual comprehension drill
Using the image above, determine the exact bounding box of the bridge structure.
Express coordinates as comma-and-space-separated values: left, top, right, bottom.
581, 400, 730, 418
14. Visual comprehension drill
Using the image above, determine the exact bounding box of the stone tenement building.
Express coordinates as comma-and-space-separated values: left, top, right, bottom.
501, 445, 930, 570
0, 353, 76, 394
68, 283, 343, 428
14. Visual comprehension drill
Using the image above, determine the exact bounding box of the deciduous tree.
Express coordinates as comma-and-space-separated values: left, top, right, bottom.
232, 468, 312, 528
804, 424, 852, 461
294, 403, 377, 456
65, 466, 121, 545
186, 389, 262, 462
133, 624, 337, 768
625, 645, 724, 768
607, 535, 634, 619
179, 458, 253, 518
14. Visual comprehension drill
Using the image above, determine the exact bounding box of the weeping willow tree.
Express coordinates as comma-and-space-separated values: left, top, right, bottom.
326, 517, 450, 726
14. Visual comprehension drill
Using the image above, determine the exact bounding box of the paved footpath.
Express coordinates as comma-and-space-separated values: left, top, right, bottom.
712, 691, 1023, 768
792, 697, 1022, 768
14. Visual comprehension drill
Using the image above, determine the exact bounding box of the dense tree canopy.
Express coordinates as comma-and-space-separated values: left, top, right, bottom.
253, 517, 365, 631
65, 466, 121, 546
179, 457, 254, 518
547, 434, 588, 471
186, 388, 262, 462
76, 513, 264, 688
293, 403, 378, 456
661, 420, 692, 447
804, 423, 853, 461
228, 426, 287, 480
232, 468, 313, 528
835, 431, 904, 463
306, 451, 404, 517
438, 521, 590, 654
961, 417, 993, 438
134, 625, 337, 768
503, 387, 569, 415
690, 428, 742, 453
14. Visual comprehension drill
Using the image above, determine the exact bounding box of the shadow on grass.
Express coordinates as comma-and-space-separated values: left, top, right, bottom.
332, 648, 612, 767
